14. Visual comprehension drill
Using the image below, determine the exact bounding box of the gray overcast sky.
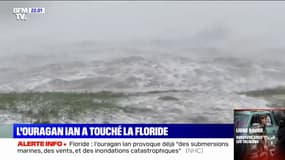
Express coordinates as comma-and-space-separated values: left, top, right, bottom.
0, 1, 285, 55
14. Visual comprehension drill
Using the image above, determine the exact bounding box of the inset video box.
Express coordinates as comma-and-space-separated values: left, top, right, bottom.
234, 109, 285, 160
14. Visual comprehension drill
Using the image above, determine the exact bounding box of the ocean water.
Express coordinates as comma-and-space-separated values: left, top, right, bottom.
0, 50, 284, 124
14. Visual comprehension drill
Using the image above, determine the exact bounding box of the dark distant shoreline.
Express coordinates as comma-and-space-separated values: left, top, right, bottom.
241, 86, 285, 108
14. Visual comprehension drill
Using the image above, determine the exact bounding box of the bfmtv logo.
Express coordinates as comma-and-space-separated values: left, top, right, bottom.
12, 7, 45, 21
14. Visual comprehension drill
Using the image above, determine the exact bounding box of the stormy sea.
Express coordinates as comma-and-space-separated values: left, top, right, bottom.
0, 41, 285, 124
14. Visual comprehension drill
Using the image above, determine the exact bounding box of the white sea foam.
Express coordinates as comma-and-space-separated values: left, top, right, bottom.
0, 53, 284, 123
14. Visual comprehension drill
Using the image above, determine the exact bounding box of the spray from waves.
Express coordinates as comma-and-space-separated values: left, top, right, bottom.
1, 55, 284, 93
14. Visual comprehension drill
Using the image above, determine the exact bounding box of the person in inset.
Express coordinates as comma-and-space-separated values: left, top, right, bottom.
257, 115, 270, 160
259, 115, 267, 134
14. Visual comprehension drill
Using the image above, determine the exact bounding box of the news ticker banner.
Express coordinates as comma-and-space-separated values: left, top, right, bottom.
0, 124, 234, 160
13, 124, 233, 138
